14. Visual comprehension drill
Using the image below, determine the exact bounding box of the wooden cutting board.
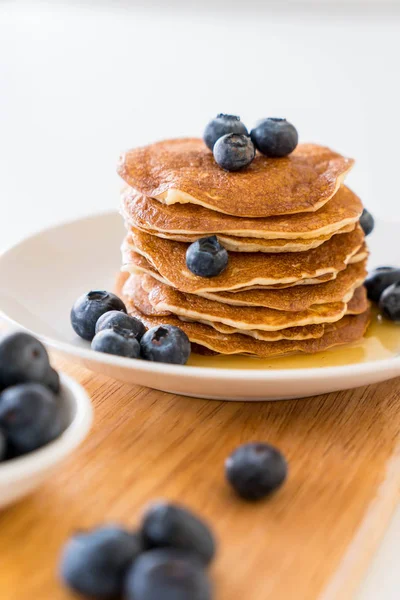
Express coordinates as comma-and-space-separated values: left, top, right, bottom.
1, 351, 400, 600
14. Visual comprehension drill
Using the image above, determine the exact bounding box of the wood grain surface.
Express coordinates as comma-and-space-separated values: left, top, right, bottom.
1, 351, 400, 600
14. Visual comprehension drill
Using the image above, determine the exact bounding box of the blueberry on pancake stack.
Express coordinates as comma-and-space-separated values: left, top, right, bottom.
117, 120, 370, 358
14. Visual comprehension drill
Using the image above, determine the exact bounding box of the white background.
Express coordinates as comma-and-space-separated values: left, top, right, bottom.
1, 1, 400, 598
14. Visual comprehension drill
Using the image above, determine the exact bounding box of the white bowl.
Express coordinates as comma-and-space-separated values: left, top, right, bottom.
0, 373, 93, 509
0, 211, 400, 401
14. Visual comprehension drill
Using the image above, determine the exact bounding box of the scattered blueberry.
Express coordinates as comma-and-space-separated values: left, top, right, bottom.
379, 281, 400, 322
71, 291, 127, 341
95, 310, 146, 340
0, 429, 7, 462
365, 267, 400, 303
213, 133, 255, 171
44, 367, 61, 394
91, 328, 141, 358
124, 549, 212, 600
186, 236, 228, 278
360, 208, 375, 236
0, 383, 63, 454
225, 442, 288, 501
0, 332, 51, 390
250, 118, 298, 157
60, 525, 142, 599
203, 114, 248, 151
140, 326, 191, 365
141, 501, 216, 566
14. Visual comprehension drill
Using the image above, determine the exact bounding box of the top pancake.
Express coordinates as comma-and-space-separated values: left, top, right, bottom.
118, 138, 354, 218
121, 185, 362, 240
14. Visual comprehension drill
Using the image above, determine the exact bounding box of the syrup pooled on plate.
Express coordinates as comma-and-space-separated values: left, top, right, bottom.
188, 309, 400, 370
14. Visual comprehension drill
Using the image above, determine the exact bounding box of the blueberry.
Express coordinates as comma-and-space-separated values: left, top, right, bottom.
124, 549, 213, 600
140, 326, 191, 365
71, 291, 127, 341
0, 429, 7, 461
91, 328, 140, 358
360, 208, 375, 236
203, 113, 248, 151
95, 310, 146, 340
141, 501, 216, 566
0, 383, 63, 454
365, 267, 400, 303
0, 332, 51, 390
43, 367, 60, 394
225, 442, 288, 501
379, 281, 400, 322
60, 525, 142, 599
213, 133, 255, 171
250, 118, 298, 157
186, 236, 228, 278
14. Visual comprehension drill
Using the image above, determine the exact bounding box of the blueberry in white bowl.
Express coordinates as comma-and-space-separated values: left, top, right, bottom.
203, 113, 248, 151
365, 266, 400, 303
0, 331, 92, 508
250, 118, 298, 157
71, 291, 127, 341
0, 383, 64, 455
186, 236, 228, 278
0, 331, 51, 390
213, 133, 255, 171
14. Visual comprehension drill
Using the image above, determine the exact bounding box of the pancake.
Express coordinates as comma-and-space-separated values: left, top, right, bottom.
185, 286, 367, 339
135, 274, 367, 331
199, 261, 367, 310
122, 226, 365, 293
121, 185, 362, 240
131, 224, 356, 253
124, 297, 371, 358
122, 274, 326, 342
118, 139, 354, 218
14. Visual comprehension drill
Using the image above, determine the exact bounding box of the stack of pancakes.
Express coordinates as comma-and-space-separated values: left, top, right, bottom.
117, 138, 370, 358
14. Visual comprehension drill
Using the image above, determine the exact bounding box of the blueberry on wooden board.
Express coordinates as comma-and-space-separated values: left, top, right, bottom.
60, 525, 142, 599
124, 549, 213, 600
225, 442, 288, 500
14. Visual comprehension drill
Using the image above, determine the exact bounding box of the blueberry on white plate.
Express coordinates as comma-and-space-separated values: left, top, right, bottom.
71, 291, 127, 341
379, 281, 400, 322
91, 327, 141, 358
365, 266, 400, 303
140, 325, 191, 365
95, 310, 146, 340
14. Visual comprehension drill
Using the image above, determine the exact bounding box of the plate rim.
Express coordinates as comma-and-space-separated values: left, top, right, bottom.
1, 210, 400, 382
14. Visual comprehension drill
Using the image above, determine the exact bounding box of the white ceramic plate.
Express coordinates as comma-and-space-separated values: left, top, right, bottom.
1, 212, 399, 401
0, 373, 92, 508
